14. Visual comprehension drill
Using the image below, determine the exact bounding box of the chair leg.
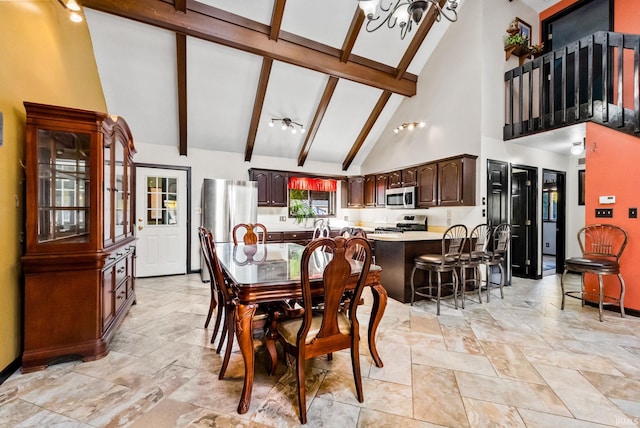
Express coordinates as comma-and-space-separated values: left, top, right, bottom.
598, 274, 604, 322
410, 266, 418, 306
580, 273, 586, 308
351, 337, 364, 403
436, 272, 442, 316
210, 300, 224, 344
618, 273, 626, 318
216, 319, 227, 354
452, 269, 459, 310
498, 263, 505, 299
204, 293, 216, 328
485, 264, 491, 303
218, 311, 235, 380
475, 266, 482, 304
296, 354, 307, 424
459, 266, 465, 309
560, 268, 568, 310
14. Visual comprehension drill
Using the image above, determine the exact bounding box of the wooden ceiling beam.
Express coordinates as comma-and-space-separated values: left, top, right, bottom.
270, 0, 286, 41
81, 0, 417, 97
245, 58, 273, 162
340, 9, 365, 63
342, 91, 392, 171
297, 76, 339, 167
176, 33, 187, 156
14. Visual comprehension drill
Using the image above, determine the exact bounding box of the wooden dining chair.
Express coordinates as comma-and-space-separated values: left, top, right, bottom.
200, 227, 272, 378
561, 224, 628, 321
339, 227, 369, 262
232, 223, 267, 245
197, 226, 223, 345
312, 219, 331, 240
276, 236, 372, 424
410, 224, 467, 315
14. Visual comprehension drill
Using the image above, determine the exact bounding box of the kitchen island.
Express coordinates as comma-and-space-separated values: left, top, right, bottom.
369, 231, 445, 303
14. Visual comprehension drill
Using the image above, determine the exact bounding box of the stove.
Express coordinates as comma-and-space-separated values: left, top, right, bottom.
374, 214, 427, 234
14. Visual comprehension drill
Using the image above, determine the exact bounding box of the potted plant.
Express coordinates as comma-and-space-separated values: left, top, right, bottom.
289, 199, 316, 226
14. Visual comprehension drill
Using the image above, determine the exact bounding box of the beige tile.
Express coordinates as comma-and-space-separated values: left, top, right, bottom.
534, 363, 631, 425
454, 371, 572, 417
517, 408, 620, 428
462, 397, 525, 428
412, 347, 496, 377
412, 365, 469, 427
521, 345, 625, 376
358, 407, 444, 427
480, 341, 545, 384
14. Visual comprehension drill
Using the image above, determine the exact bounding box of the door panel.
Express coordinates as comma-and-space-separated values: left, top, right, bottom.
135, 167, 188, 277
511, 166, 538, 279
487, 160, 510, 284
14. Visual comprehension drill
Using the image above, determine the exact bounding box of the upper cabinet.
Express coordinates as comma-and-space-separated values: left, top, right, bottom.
249, 169, 288, 207
388, 171, 402, 188
437, 155, 477, 206
347, 176, 365, 208
375, 174, 388, 207
364, 175, 377, 207
416, 162, 438, 208
401, 167, 417, 187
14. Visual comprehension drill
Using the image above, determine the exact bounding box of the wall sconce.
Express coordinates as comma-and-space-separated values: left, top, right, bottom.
570, 140, 584, 156
57, 0, 83, 22
269, 118, 305, 134
394, 121, 425, 134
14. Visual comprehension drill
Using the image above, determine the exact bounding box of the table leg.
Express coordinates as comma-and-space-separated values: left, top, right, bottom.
235, 303, 257, 414
368, 283, 387, 368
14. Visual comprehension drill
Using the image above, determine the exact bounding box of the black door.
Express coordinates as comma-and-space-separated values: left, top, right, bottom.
511, 166, 538, 279
487, 160, 510, 284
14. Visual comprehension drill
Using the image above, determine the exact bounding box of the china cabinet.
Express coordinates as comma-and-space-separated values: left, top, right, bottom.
21, 102, 136, 372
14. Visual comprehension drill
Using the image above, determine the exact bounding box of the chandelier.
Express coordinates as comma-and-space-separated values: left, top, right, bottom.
358, 0, 459, 40
394, 121, 425, 133
269, 118, 305, 134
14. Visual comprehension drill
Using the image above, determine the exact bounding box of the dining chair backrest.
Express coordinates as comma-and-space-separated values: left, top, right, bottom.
578, 224, 628, 260
469, 224, 491, 257
340, 227, 369, 262
299, 236, 372, 351
441, 224, 468, 263
199, 227, 233, 301
232, 223, 267, 245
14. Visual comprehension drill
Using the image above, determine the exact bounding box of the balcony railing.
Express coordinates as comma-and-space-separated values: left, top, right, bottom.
504, 31, 640, 140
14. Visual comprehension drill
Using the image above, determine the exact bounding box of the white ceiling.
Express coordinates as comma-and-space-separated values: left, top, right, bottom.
85, 0, 564, 169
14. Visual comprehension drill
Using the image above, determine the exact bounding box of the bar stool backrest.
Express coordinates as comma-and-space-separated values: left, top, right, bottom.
579, 224, 628, 260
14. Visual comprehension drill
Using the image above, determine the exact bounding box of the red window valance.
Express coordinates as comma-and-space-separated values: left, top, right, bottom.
288, 177, 337, 192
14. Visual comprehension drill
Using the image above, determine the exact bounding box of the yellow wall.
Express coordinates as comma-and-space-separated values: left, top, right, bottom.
0, 1, 105, 373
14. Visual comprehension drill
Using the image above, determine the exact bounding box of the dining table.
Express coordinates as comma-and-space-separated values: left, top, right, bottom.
215, 241, 387, 414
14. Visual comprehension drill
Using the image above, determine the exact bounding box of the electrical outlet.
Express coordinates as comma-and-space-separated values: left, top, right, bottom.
344, 216, 349, 221
629, 208, 638, 218
279, 216, 286, 222
595, 208, 613, 218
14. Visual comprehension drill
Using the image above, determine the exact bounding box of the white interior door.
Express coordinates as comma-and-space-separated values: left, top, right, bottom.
135, 166, 187, 277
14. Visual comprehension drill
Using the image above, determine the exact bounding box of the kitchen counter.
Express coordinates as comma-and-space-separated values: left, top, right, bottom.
368, 231, 443, 242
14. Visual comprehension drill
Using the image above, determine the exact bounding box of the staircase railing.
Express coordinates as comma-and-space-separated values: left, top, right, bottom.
504, 31, 640, 140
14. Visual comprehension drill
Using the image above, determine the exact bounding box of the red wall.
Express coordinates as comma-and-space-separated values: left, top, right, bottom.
541, 0, 640, 311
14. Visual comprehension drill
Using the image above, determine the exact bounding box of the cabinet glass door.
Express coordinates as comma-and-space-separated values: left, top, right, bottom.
104, 143, 112, 245
114, 139, 125, 240
37, 129, 90, 243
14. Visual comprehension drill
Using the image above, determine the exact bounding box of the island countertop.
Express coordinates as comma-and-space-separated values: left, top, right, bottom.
368, 231, 444, 242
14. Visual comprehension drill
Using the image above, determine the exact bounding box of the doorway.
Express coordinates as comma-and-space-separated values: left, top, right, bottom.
542, 169, 566, 275
487, 159, 510, 285
135, 164, 192, 277
511, 165, 538, 279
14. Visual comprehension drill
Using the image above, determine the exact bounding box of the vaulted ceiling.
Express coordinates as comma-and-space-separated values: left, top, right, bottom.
82, 0, 555, 170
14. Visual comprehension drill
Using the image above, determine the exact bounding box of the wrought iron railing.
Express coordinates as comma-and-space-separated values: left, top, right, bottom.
504, 31, 640, 140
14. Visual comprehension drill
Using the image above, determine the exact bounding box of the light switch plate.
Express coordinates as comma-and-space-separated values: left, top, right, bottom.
599, 195, 615, 204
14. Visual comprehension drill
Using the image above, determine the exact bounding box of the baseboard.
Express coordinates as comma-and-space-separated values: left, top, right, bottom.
0, 356, 22, 386
583, 301, 640, 318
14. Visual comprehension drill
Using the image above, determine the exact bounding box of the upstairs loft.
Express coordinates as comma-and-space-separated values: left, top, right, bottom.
504, 31, 640, 140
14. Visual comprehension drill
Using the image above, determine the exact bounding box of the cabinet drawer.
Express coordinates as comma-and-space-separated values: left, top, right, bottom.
114, 258, 128, 285
265, 232, 284, 242
284, 231, 311, 242
114, 282, 127, 314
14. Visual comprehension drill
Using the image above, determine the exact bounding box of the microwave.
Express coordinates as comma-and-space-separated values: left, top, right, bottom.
385, 186, 417, 209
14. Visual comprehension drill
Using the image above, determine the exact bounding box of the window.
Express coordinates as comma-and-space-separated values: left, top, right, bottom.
288, 177, 336, 219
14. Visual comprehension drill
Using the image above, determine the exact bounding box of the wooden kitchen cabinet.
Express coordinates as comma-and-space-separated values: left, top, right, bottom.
249, 169, 288, 207
364, 175, 377, 207
347, 176, 365, 208
438, 155, 477, 206
21, 102, 137, 372
416, 162, 438, 208
388, 171, 402, 188
401, 167, 417, 186
375, 173, 388, 207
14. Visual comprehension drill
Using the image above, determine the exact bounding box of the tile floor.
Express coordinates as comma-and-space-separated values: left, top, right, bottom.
2, 273, 640, 427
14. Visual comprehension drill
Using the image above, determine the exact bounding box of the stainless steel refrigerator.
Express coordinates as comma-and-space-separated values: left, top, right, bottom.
201, 178, 258, 281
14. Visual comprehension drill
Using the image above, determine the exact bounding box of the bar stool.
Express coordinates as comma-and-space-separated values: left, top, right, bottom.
479, 223, 512, 302
410, 224, 467, 315
561, 224, 628, 321
458, 224, 490, 308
